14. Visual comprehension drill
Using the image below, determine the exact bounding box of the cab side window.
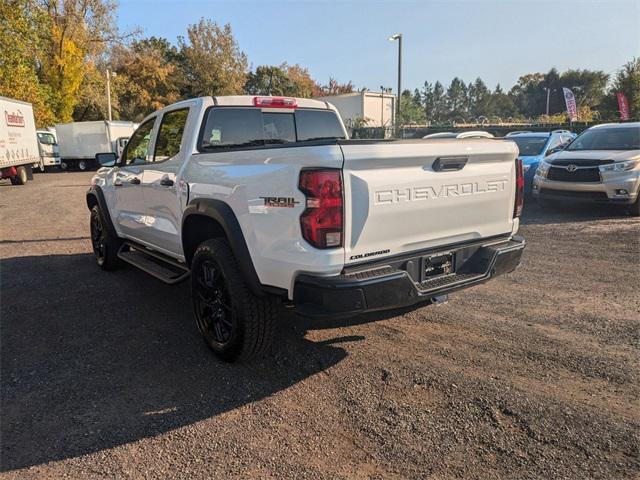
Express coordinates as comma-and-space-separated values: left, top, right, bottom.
154, 108, 189, 162
124, 119, 155, 165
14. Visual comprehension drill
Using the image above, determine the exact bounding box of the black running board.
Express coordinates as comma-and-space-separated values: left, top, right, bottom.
117, 241, 190, 285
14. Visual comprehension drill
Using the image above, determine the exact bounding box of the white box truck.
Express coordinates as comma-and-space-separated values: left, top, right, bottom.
56, 120, 136, 171
0, 96, 38, 185
34, 129, 61, 172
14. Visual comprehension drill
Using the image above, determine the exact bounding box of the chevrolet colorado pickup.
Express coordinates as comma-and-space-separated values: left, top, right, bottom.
88, 96, 525, 362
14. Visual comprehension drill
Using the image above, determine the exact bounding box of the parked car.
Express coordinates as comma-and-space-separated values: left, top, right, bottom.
504, 130, 576, 193
0, 96, 37, 185
533, 122, 640, 215
423, 131, 494, 139
88, 95, 525, 362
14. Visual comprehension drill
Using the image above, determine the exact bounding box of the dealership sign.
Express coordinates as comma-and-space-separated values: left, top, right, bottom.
5, 110, 25, 127
616, 93, 630, 121
562, 88, 578, 122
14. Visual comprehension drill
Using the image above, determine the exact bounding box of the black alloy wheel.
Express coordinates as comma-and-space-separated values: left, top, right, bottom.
90, 207, 106, 265
194, 259, 235, 347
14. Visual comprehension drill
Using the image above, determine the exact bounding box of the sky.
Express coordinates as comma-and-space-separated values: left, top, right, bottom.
117, 0, 640, 94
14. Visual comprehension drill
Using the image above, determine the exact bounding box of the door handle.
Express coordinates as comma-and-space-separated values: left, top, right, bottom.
432, 156, 468, 172
129, 177, 141, 185
160, 178, 174, 187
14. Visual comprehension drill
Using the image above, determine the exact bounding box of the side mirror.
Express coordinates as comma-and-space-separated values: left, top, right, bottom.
95, 152, 117, 167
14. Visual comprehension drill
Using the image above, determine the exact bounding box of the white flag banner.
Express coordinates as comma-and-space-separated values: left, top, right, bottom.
563, 88, 578, 122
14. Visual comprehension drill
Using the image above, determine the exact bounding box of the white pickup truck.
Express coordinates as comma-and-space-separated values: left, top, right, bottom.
88, 96, 525, 362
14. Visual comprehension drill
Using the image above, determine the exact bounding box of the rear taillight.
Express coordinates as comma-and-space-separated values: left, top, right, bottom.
299, 169, 343, 249
253, 96, 297, 109
514, 158, 524, 218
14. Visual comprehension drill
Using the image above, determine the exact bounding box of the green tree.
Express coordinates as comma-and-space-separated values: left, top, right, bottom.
0, 0, 55, 126
421, 81, 447, 123
509, 72, 546, 118
39, 0, 121, 122
559, 69, 608, 110
397, 89, 425, 125
445, 77, 468, 121
244, 65, 294, 96
605, 58, 640, 119
467, 77, 491, 119
487, 84, 518, 120
178, 19, 248, 97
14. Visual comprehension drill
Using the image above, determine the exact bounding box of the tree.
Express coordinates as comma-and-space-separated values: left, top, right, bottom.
605, 58, 640, 119
421, 81, 447, 123
0, 0, 55, 126
445, 77, 468, 121
178, 19, 247, 97
281, 63, 323, 97
509, 72, 546, 118
244, 65, 294, 96
320, 78, 354, 96
397, 89, 425, 125
39, 0, 121, 122
559, 69, 608, 110
467, 77, 491, 119
487, 84, 518, 119
108, 38, 181, 121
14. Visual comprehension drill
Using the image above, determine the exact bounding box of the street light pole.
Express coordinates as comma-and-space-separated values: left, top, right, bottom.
389, 33, 402, 129
545, 87, 553, 116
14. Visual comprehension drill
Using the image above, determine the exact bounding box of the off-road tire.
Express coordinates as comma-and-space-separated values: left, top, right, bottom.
90, 205, 122, 270
191, 238, 276, 363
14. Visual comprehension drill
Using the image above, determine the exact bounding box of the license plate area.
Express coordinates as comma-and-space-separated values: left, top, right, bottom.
422, 252, 455, 281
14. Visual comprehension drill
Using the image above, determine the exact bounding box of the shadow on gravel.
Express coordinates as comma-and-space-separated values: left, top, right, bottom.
0, 253, 349, 472
520, 200, 634, 225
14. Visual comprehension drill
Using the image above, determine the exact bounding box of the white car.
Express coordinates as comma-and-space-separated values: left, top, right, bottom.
533, 122, 640, 215
88, 96, 525, 362
423, 131, 494, 139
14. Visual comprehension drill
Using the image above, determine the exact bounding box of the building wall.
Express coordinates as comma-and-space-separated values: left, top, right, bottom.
362, 93, 395, 128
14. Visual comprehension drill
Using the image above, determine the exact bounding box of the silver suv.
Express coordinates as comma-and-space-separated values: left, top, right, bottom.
533, 122, 640, 215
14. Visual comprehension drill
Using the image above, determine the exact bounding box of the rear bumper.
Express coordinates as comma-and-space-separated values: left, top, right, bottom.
293, 235, 525, 318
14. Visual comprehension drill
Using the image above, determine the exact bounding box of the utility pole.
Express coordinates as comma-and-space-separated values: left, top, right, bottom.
389, 34, 402, 129
106, 70, 115, 121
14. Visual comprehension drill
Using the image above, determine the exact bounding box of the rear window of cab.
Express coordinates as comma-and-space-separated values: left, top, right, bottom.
199, 108, 345, 151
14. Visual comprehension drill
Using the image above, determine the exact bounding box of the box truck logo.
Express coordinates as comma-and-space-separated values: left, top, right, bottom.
5, 110, 25, 127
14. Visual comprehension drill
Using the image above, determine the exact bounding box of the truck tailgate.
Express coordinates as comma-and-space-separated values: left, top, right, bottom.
340, 139, 518, 264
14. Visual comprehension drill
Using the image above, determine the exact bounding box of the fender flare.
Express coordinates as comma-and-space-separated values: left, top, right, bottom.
182, 198, 265, 297
86, 185, 118, 239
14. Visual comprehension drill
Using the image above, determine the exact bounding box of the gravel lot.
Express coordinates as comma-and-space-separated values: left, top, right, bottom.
1, 172, 638, 479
